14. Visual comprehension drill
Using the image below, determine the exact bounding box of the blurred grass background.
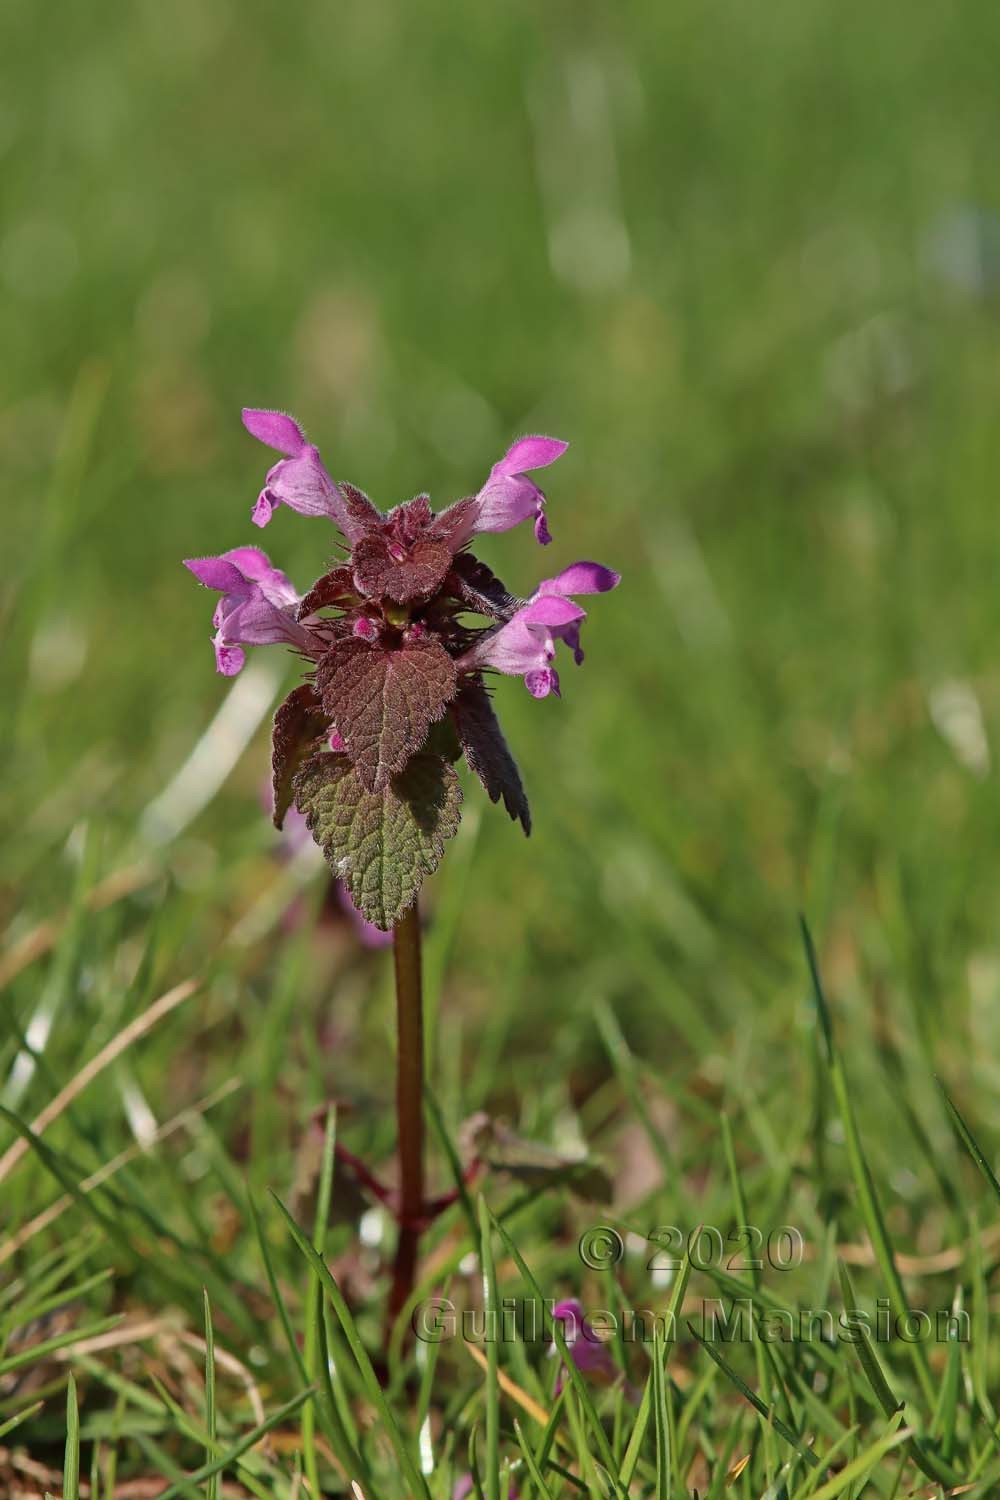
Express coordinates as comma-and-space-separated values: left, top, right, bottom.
7, 1, 1000, 1047
6, 0, 1000, 1487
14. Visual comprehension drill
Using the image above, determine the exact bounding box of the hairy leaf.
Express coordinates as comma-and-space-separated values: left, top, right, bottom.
337, 480, 384, 534
315, 635, 458, 791
293, 752, 462, 928
297, 565, 359, 619
430, 496, 477, 549
352, 533, 453, 605
445, 552, 519, 621
392, 494, 433, 540
452, 678, 530, 834
271, 685, 329, 828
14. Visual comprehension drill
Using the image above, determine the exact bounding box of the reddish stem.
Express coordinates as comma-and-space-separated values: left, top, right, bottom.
387, 901, 424, 1331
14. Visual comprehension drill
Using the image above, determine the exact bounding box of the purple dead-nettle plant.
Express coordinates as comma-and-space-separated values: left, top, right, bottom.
185, 408, 619, 1322
186, 408, 619, 931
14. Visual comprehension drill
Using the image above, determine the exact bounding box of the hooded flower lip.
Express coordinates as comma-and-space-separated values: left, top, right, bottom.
455, 559, 620, 696
242, 407, 358, 537
443, 434, 568, 549
184, 546, 319, 676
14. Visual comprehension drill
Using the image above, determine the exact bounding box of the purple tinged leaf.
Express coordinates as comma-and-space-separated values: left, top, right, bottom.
351, 533, 454, 605
444, 553, 519, 621
292, 751, 463, 929
428, 496, 478, 548
271, 684, 330, 828
393, 493, 433, 537
315, 635, 459, 792
337, 480, 384, 535
452, 679, 530, 834
297, 565, 360, 619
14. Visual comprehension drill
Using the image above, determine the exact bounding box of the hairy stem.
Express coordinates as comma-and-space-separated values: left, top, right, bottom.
388, 900, 424, 1330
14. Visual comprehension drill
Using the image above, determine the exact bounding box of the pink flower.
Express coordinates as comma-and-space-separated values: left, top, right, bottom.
449, 435, 568, 547
456, 561, 620, 697
184, 546, 321, 676
551, 1298, 620, 1393
242, 408, 358, 537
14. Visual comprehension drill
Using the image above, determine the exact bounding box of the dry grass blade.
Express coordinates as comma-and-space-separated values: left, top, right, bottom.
464, 1337, 552, 1428
0, 978, 200, 1185
179, 1331, 266, 1427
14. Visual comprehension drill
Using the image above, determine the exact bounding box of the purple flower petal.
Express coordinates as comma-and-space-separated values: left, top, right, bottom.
552, 1299, 620, 1391
250, 450, 349, 531
493, 435, 568, 477
212, 634, 246, 676
446, 432, 569, 548
534, 510, 553, 545
525, 667, 559, 698
184, 556, 247, 592
252, 490, 277, 527
454, 557, 615, 695
242, 410, 356, 534
519, 595, 586, 628
537, 561, 620, 597
222, 591, 309, 647
242, 408, 307, 457
220, 547, 300, 609
186, 548, 318, 673
471, 474, 544, 535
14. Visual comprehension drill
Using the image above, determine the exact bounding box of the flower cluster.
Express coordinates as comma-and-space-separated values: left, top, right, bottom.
186, 410, 619, 928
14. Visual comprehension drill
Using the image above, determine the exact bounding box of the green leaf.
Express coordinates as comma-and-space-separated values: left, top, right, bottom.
203, 1292, 217, 1500
687, 1326, 820, 1472
64, 1374, 80, 1500
315, 634, 458, 790
294, 750, 462, 929
800, 918, 937, 1411
153, 1389, 315, 1500
936, 1074, 1000, 1207
478, 1196, 501, 1500
270, 684, 328, 829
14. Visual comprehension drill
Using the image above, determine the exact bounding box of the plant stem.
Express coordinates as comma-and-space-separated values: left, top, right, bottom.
388, 900, 424, 1330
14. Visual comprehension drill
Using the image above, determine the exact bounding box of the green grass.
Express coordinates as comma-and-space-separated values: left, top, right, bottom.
6, 0, 1000, 1492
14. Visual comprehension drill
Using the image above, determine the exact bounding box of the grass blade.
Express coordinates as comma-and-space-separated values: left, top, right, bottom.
270, 1189, 432, 1499
485, 1204, 625, 1498
478, 1196, 501, 1500
801, 918, 935, 1409
203, 1291, 217, 1500
64, 1374, 80, 1500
